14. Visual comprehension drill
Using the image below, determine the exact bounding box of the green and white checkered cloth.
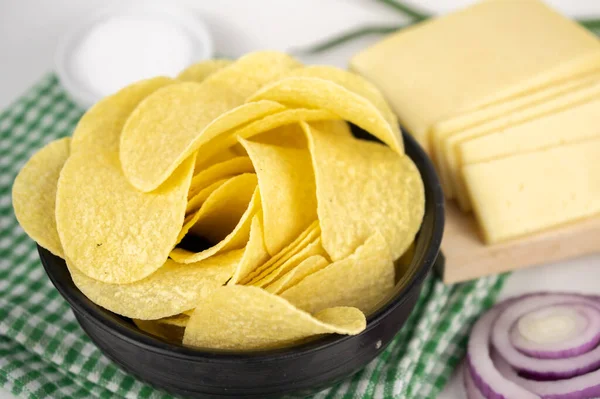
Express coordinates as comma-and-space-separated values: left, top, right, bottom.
0, 74, 507, 399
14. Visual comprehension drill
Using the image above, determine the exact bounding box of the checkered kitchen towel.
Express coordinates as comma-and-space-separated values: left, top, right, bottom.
0, 75, 506, 399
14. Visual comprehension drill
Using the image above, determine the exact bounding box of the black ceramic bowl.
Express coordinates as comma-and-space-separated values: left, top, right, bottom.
39, 127, 444, 398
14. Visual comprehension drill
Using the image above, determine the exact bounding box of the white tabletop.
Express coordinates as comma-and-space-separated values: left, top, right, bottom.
1, 1, 599, 398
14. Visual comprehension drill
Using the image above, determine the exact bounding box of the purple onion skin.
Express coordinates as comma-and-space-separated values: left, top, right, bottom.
467, 352, 539, 399
464, 363, 487, 399
493, 296, 600, 380
494, 351, 600, 399
518, 365, 600, 382
516, 335, 600, 361
510, 305, 600, 360
543, 385, 600, 399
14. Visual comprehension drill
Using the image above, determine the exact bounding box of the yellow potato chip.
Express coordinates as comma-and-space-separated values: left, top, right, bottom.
182, 309, 194, 316
156, 314, 190, 328
285, 65, 399, 137
170, 186, 260, 264
204, 51, 302, 97
122, 85, 282, 192
177, 59, 232, 82
56, 80, 196, 284
250, 237, 325, 288
12, 137, 70, 258
264, 255, 329, 294
183, 285, 365, 350
186, 178, 229, 215
71, 77, 174, 154
227, 214, 269, 285
302, 121, 424, 261
249, 122, 311, 148
188, 156, 254, 199
121, 52, 302, 192
133, 319, 184, 343
182, 174, 257, 244
281, 232, 394, 314
69, 249, 242, 319
240, 221, 320, 285
248, 77, 404, 154
239, 137, 317, 254
192, 108, 339, 162
194, 146, 241, 172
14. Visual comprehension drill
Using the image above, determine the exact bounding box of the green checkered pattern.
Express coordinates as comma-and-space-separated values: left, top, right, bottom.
0, 74, 507, 398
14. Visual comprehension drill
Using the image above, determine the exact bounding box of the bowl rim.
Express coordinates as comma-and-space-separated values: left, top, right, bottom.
39, 129, 445, 362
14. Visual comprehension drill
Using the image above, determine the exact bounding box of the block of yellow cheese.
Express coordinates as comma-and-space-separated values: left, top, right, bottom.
434, 70, 600, 198
463, 137, 600, 244
350, 0, 600, 152
447, 79, 600, 210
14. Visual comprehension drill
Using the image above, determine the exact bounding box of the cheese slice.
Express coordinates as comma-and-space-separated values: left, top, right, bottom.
432, 70, 600, 138
460, 97, 600, 166
433, 70, 600, 197
350, 0, 600, 151
463, 137, 600, 244
447, 79, 600, 210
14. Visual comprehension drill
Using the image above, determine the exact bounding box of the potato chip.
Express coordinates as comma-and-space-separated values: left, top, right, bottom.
194, 146, 241, 172
69, 249, 242, 319
302, 121, 424, 261
186, 178, 229, 215
71, 77, 174, 154
240, 221, 320, 284
264, 255, 329, 294
177, 59, 232, 82
156, 314, 189, 328
248, 77, 404, 154
239, 137, 317, 254
182, 174, 257, 244
188, 156, 254, 199
182, 309, 194, 316
285, 65, 399, 137
193, 108, 339, 162
249, 122, 311, 148
121, 52, 301, 192
133, 319, 184, 343
281, 232, 394, 314
170, 186, 260, 264
183, 285, 365, 350
227, 214, 269, 285
250, 237, 325, 288
12, 137, 70, 258
56, 80, 196, 284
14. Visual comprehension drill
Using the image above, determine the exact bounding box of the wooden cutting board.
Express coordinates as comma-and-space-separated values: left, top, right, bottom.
439, 201, 600, 284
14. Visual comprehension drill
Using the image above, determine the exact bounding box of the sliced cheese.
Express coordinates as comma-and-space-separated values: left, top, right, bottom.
447, 79, 600, 210
460, 97, 600, 166
350, 0, 600, 151
432, 70, 600, 138
433, 70, 600, 196
463, 137, 600, 244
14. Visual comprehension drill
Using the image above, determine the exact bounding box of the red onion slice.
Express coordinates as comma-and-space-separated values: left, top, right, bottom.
493, 351, 600, 399
492, 295, 600, 379
465, 293, 600, 399
463, 363, 487, 399
510, 305, 600, 359
467, 304, 540, 399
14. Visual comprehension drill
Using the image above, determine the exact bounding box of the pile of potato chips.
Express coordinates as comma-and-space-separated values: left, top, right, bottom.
12, 51, 425, 350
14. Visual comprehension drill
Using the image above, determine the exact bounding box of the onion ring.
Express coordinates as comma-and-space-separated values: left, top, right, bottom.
465, 292, 600, 399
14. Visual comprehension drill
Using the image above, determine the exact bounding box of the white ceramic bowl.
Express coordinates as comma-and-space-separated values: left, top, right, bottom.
55, 0, 213, 109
